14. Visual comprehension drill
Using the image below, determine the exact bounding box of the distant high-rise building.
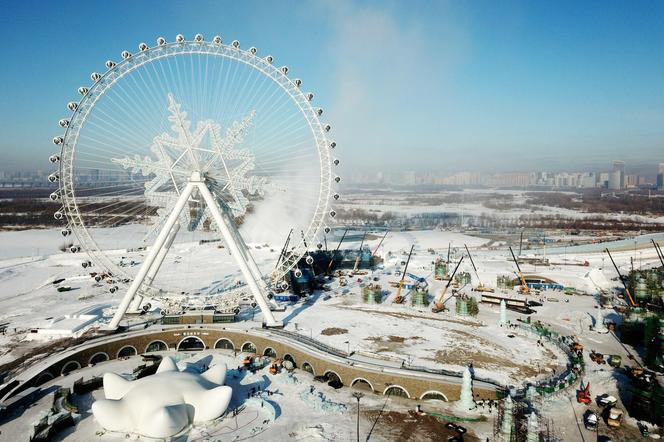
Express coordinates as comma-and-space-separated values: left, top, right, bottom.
609, 160, 625, 190
657, 162, 664, 190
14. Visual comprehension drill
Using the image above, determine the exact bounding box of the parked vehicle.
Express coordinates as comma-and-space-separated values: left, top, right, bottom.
606, 408, 624, 428
584, 411, 598, 431
597, 394, 618, 407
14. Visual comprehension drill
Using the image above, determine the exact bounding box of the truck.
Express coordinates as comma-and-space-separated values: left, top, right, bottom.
606, 408, 624, 428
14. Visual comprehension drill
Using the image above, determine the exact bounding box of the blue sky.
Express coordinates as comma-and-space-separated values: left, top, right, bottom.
1, 0, 663, 173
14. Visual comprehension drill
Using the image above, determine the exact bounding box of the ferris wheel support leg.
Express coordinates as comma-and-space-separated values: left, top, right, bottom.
108, 184, 195, 330
223, 213, 269, 293
129, 222, 181, 312
197, 182, 282, 327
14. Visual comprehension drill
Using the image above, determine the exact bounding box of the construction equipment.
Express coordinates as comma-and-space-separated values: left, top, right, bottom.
652, 239, 664, 267
393, 245, 414, 303
444, 243, 451, 280
372, 231, 388, 256
351, 232, 367, 275
590, 350, 606, 364
608, 355, 622, 368
326, 228, 348, 275
584, 411, 598, 431
605, 248, 638, 307
464, 244, 493, 293
509, 246, 530, 295
577, 382, 591, 404
597, 394, 618, 407
607, 408, 624, 427
431, 257, 464, 313
275, 228, 293, 270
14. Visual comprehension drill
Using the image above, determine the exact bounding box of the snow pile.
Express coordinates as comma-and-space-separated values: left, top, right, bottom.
278, 372, 299, 385
298, 389, 347, 414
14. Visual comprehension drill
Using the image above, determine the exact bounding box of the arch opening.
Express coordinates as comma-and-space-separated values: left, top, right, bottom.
301, 361, 314, 375
241, 341, 257, 353
384, 385, 410, 398
421, 391, 448, 402
117, 345, 137, 358
145, 340, 168, 353
214, 338, 235, 350
263, 347, 277, 358
89, 352, 109, 366
178, 336, 205, 351
61, 361, 81, 376
283, 353, 297, 368
35, 371, 54, 386
324, 370, 343, 388
351, 378, 374, 392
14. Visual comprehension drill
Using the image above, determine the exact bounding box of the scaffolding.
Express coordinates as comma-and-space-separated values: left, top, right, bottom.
410, 286, 429, 307
362, 284, 383, 304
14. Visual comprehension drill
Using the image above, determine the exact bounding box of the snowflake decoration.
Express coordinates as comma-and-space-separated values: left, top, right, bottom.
112, 93, 267, 239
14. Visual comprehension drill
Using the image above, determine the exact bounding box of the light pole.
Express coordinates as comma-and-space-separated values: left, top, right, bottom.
352, 392, 364, 442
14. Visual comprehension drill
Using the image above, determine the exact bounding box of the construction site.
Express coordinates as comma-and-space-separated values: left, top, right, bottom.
1, 224, 662, 441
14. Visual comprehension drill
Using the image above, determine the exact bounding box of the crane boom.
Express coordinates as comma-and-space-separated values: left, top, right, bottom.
372, 231, 389, 256
394, 245, 414, 303
464, 244, 482, 285
653, 239, 664, 267
326, 228, 348, 274
431, 256, 464, 313
605, 248, 637, 307
275, 228, 293, 270
509, 246, 530, 294
352, 232, 368, 274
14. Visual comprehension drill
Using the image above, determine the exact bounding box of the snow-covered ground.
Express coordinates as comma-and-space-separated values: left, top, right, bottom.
0, 226, 662, 440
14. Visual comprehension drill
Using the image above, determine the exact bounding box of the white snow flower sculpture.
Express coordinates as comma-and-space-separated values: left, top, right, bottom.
91, 356, 232, 438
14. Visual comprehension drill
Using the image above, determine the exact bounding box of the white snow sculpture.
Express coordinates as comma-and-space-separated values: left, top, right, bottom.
456, 365, 475, 411
499, 299, 507, 325
92, 356, 232, 438
526, 411, 539, 442
594, 308, 608, 333
501, 395, 514, 442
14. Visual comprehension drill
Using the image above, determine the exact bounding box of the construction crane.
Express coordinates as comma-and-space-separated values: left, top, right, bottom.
444, 243, 452, 279
393, 245, 414, 304
464, 244, 493, 293
431, 256, 464, 313
351, 232, 368, 275
652, 239, 664, 267
509, 246, 530, 295
372, 231, 389, 256
326, 228, 348, 275
275, 228, 293, 270
605, 248, 637, 307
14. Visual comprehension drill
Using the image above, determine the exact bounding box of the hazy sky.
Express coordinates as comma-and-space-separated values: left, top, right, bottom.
1, 0, 663, 174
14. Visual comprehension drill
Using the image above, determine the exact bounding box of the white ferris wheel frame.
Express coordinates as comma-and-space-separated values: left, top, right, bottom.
53, 36, 336, 328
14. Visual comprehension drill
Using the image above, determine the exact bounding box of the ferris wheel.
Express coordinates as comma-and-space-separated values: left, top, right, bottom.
48, 33, 340, 328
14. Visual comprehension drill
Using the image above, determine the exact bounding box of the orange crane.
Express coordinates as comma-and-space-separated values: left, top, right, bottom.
393, 245, 414, 304
509, 246, 530, 295
605, 248, 637, 307
431, 257, 464, 313
351, 232, 367, 275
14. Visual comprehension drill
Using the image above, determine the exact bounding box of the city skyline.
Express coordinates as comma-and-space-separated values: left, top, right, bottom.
1, 1, 663, 172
